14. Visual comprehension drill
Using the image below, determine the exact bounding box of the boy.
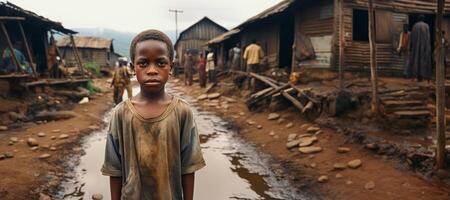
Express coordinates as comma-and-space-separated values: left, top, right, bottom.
101, 29, 205, 200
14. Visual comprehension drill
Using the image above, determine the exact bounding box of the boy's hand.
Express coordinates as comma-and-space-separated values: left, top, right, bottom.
182, 173, 195, 200
110, 177, 122, 200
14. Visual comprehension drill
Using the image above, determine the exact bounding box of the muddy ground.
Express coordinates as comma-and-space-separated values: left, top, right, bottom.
174, 76, 450, 200
0, 79, 113, 200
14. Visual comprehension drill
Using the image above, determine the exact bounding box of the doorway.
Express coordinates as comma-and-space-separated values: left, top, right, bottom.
279, 15, 295, 72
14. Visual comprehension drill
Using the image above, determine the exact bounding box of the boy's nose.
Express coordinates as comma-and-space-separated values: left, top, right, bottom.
146, 64, 158, 75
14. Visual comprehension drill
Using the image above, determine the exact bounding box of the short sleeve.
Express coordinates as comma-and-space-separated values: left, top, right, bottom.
101, 109, 123, 177
180, 108, 206, 175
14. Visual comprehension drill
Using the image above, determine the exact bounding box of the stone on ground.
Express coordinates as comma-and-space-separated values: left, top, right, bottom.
92, 193, 103, 200
285, 122, 294, 128
4, 152, 14, 158
306, 126, 320, 133
347, 159, 362, 169
286, 140, 301, 149
197, 94, 208, 101
37, 132, 46, 137
267, 113, 280, 120
27, 138, 39, 147
78, 97, 89, 104
39, 154, 51, 159
287, 134, 297, 141
207, 93, 221, 99
298, 136, 318, 147
365, 181, 375, 190
333, 163, 346, 170
58, 134, 69, 139
318, 175, 328, 183
335, 173, 343, 178
256, 125, 263, 129
269, 131, 276, 136
0, 154, 5, 160
337, 147, 351, 153
299, 146, 322, 154
9, 137, 18, 143
0, 125, 8, 131
39, 193, 52, 200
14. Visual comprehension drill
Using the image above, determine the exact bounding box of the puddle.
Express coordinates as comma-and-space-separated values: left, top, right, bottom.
58, 84, 313, 200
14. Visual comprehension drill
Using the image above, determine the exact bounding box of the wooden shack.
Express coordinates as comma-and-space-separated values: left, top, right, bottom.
208, 0, 450, 76
57, 36, 118, 68
0, 2, 76, 77
174, 17, 227, 65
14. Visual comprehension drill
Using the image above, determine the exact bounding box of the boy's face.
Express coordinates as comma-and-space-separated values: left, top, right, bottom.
133, 40, 171, 94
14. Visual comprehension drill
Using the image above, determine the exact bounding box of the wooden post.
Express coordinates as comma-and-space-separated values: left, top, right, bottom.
339, 0, 345, 89
18, 22, 37, 78
435, 0, 446, 169
0, 22, 21, 73
368, 0, 379, 114
69, 34, 84, 78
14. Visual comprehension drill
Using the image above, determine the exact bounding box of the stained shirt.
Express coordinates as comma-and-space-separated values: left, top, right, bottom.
243, 44, 264, 65
101, 97, 206, 200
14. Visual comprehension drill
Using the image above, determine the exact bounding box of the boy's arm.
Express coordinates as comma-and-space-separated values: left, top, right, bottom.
182, 173, 195, 200
110, 177, 122, 200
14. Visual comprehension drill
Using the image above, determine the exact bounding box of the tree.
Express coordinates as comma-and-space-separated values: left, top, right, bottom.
368, 0, 379, 114
435, 0, 446, 169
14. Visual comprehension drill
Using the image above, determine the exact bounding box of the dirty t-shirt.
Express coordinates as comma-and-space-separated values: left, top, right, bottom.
101, 97, 206, 200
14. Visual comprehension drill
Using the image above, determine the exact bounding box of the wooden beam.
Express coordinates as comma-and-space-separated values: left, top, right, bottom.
435, 0, 446, 170
69, 34, 84, 78
0, 16, 25, 21
18, 22, 37, 78
0, 22, 21, 73
339, 0, 345, 89
368, 0, 380, 114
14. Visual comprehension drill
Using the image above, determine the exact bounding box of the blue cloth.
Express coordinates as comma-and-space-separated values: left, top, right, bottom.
1, 48, 32, 74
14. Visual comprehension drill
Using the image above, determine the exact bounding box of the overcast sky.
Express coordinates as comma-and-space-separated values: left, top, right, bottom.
5, 0, 282, 33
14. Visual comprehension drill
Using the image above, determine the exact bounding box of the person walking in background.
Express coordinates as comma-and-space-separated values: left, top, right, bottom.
243, 39, 264, 90
111, 58, 132, 104
396, 24, 410, 78
409, 15, 432, 83
230, 43, 241, 71
197, 52, 207, 87
206, 50, 216, 83
184, 50, 194, 86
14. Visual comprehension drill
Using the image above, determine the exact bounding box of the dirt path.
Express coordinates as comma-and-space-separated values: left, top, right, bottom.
175, 79, 450, 200
0, 79, 113, 200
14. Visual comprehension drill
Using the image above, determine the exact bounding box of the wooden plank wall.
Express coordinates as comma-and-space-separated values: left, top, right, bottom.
294, 0, 335, 68
176, 20, 227, 64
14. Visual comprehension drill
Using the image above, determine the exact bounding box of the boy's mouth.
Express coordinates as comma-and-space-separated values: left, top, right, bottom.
144, 79, 161, 86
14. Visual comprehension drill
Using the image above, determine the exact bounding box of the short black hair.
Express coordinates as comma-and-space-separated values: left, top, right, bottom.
418, 15, 425, 22
129, 29, 174, 63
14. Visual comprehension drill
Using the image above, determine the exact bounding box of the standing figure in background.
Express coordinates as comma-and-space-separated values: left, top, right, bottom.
197, 52, 207, 87
184, 51, 194, 86
48, 35, 59, 78
230, 43, 241, 71
409, 15, 432, 82
243, 39, 264, 91
206, 50, 216, 83
396, 24, 410, 78
111, 59, 132, 104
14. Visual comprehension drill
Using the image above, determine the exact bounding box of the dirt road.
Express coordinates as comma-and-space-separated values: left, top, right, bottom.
176, 79, 450, 200
0, 79, 113, 200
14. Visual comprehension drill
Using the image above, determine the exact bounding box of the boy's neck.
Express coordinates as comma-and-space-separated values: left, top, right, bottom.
138, 87, 168, 102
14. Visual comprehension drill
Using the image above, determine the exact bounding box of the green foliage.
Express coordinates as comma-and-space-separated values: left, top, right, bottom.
84, 79, 102, 94
83, 62, 101, 76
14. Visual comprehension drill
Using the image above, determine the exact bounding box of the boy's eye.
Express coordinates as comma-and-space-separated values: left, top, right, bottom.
157, 60, 167, 67
137, 61, 148, 68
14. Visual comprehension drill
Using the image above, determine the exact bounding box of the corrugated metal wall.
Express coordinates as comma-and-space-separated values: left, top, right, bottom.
240, 22, 280, 68
60, 48, 110, 68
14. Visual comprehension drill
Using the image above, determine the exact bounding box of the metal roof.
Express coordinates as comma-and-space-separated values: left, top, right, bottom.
56, 36, 113, 49
207, 29, 240, 45
236, 0, 296, 28
0, 1, 76, 34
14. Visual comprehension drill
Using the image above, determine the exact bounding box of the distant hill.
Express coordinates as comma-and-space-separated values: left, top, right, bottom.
73, 28, 176, 58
